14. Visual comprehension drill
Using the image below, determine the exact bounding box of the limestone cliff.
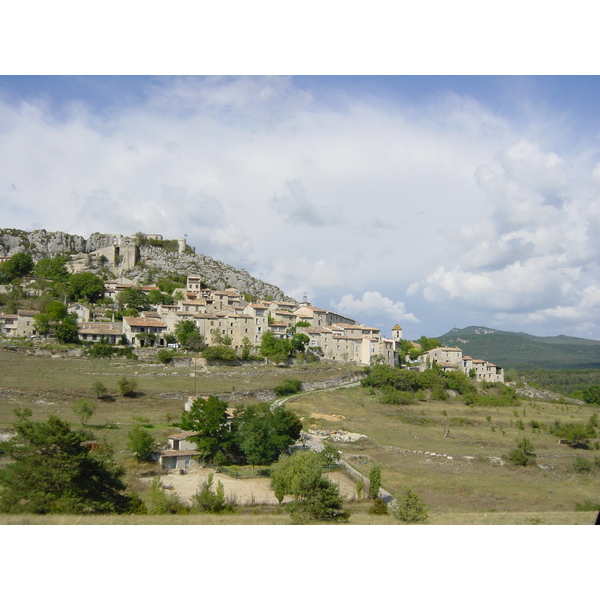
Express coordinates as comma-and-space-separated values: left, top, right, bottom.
0, 228, 292, 301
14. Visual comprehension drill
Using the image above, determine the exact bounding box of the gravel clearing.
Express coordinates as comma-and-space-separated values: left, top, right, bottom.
143, 468, 358, 505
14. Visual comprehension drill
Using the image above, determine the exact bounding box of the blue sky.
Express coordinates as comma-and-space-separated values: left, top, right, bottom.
1, 75, 600, 341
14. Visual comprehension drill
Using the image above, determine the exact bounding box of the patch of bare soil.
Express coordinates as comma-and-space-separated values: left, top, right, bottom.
310, 413, 346, 421
143, 468, 357, 505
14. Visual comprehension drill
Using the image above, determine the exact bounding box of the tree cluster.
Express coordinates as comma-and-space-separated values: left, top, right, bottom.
180, 396, 302, 466
0, 413, 143, 514
34, 299, 80, 343
259, 330, 311, 364
269, 451, 349, 523
362, 364, 478, 403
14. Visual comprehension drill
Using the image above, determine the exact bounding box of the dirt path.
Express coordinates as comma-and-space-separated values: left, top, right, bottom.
144, 468, 358, 505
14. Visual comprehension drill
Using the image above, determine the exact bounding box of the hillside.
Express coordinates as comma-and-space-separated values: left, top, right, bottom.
438, 326, 600, 370
0, 228, 292, 301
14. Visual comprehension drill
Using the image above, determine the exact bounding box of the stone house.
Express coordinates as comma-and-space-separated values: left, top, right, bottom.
0, 313, 18, 337
16, 310, 39, 337
417, 346, 504, 382
67, 303, 91, 322
157, 431, 201, 470
77, 321, 123, 344
122, 316, 169, 347
293, 305, 328, 327
270, 310, 297, 328
242, 304, 269, 344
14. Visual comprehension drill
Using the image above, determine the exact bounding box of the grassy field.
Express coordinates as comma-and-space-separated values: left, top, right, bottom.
0, 506, 596, 525
0, 348, 359, 455
283, 385, 600, 518
2, 347, 600, 524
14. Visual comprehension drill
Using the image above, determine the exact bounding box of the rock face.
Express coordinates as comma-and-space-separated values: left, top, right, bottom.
0, 228, 292, 301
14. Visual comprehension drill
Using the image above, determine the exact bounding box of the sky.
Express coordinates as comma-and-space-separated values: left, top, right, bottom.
1, 75, 600, 340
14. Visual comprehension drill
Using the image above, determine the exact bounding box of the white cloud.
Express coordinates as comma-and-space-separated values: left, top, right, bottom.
410, 138, 600, 336
332, 291, 419, 324
2, 77, 600, 339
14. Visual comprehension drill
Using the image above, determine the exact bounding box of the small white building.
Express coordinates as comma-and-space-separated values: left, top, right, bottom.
157, 431, 201, 470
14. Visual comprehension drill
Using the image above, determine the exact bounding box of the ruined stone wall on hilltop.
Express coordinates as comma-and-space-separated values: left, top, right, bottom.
0, 228, 292, 301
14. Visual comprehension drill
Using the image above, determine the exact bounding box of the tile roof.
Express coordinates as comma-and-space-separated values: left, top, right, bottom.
159, 450, 200, 457
124, 317, 167, 328
168, 431, 197, 440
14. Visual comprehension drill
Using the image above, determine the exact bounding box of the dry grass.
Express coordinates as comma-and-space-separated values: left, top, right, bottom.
0, 509, 595, 525
286, 386, 600, 515
2, 348, 600, 524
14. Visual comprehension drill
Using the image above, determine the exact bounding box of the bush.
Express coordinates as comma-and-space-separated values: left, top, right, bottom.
191, 473, 233, 513
575, 499, 600, 512
88, 343, 116, 358
157, 349, 175, 364
379, 388, 417, 405
369, 497, 389, 515
274, 379, 302, 397
445, 371, 477, 395
127, 426, 156, 462
147, 477, 188, 514
550, 421, 593, 447
389, 487, 428, 523
571, 456, 593, 473
507, 437, 536, 466
368, 464, 382, 499
361, 365, 420, 392
201, 345, 238, 361
92, 381, 108, 399
118, 377, 138, 397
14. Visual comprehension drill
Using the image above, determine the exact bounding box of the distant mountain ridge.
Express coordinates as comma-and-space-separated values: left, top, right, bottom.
439, 326, 600, 370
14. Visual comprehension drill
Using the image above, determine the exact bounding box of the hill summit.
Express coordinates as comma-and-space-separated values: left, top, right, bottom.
0, 228, 291, 302
439, 326, 600, 370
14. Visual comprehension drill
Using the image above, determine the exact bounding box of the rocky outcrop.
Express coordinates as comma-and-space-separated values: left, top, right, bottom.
0, 228, 292, 301
0, 228, 87, 258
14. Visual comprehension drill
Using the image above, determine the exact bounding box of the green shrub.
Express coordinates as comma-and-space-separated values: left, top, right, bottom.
361, 365, 420, 391
551, 421, 593, 447
507, 437, 536, 466
191, 473, 233, 513
430, 385, 448, 401
274, 379, 302, 397
118, 377, 138, 397
127, 426, 156, 462
201, 345, 238, 361
574, 499, 600, 512
379, 388, 417, 405
369, 497, 389, 515
571, 456, 592, 473
389, 487, 428, 523
157, 349, 175, 364
92, 381, 108, 399
445, 371, 477, 395
88, 343, 116, 358
147, 476, 188, 514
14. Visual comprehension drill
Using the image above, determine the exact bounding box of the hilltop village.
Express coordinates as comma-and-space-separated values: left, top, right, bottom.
0, 231, 504, 381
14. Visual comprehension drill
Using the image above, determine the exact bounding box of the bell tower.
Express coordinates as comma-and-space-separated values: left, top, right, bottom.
391, 324, 403, 349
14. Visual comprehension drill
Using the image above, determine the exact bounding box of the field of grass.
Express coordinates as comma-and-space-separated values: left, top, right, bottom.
2, 347, 600, 524
283, 386, 600, 518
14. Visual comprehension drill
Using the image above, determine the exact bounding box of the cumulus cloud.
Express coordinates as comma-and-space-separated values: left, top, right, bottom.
410, 139, 600, 335
332, 291, 419, 324
2, 76, 600, 339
